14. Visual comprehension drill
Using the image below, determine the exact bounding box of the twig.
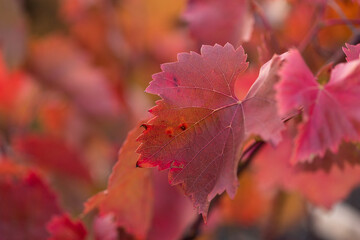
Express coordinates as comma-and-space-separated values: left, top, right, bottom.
299, 4, 327, 52
329, 0, 359, 34
299, 17, 360, 54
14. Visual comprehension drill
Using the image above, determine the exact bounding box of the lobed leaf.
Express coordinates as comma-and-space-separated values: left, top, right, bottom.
276, 49, 360, 163
137, 43, 284, 218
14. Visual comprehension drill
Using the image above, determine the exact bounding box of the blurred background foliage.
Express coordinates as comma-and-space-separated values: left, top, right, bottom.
1, 0, 360, 239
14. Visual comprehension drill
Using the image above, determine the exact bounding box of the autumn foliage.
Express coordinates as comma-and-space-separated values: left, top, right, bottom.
1, 0, 360, 239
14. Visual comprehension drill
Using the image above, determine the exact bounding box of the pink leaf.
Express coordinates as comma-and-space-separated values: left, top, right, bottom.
343, 43, 360, 62
253, 126, 360, 208
276, 49, 360, 163
183, 0, 254, 46
137, 43, 284, 218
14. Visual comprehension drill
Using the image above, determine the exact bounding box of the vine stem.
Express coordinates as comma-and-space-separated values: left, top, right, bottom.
328, 0, 359, 34
300, 1, 360, 53
298, 3, 327, 52
299, 18, 360, 53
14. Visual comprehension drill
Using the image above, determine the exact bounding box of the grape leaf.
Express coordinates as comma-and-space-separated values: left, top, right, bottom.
183, 0, 254, 46
84, 123, 153, 239
47, 214, 87, 240
343, 43, 360, 62
0, 168, 62, 240
253, 125, 360, 208
276, 49, 360, 163
136, 43, 284, 218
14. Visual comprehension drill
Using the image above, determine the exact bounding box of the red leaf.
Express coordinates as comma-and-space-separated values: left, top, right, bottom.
276, 49, 360, 163
137, 43, 284, 218
183, 0, 254, 46
0, 169, 62, 240
253, 126, 360, 208
84, 123, 153, 239
343, 43, 360, 62
47, 214, 87, 240
14, 135, 91, 181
